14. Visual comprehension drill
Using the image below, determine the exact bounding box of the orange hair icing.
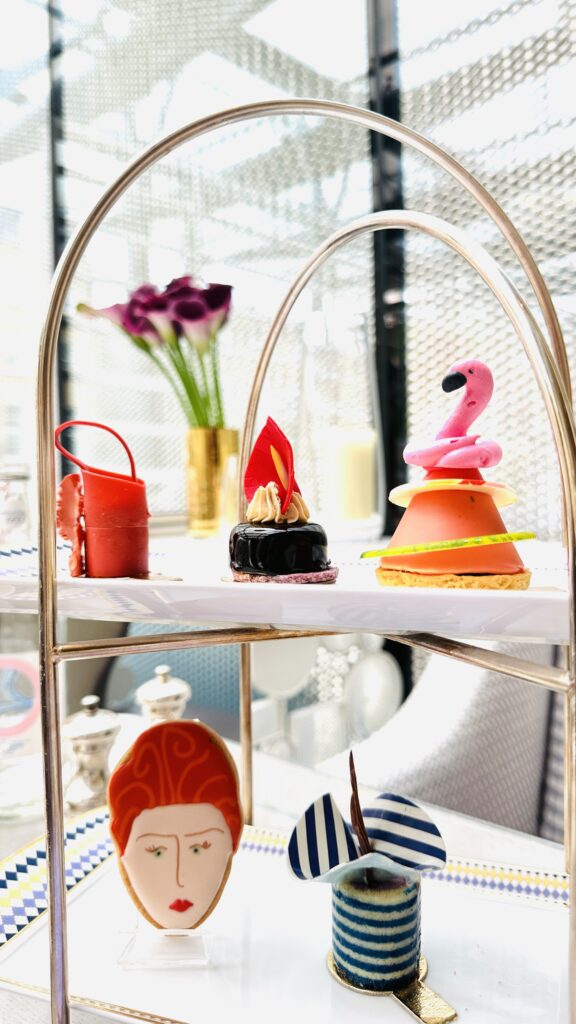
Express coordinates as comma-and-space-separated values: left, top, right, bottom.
108, 721, 243, 854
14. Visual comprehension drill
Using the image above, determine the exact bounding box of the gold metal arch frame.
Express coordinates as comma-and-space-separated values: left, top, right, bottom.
34, 100, 576, 1024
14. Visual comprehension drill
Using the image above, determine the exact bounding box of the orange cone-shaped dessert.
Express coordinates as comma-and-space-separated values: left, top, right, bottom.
376, 360, 531, 589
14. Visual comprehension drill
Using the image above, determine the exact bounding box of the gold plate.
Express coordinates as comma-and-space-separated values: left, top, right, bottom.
326, 951, 458, 1023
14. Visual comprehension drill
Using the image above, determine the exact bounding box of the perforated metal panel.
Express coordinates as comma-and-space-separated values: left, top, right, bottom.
539, 691, 564, 841
394, 0, 575, 839
397, 0, 576, 540
58, 0, 376, 520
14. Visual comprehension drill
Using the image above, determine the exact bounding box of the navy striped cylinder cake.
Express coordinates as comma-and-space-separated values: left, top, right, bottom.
331, 874, 421, 991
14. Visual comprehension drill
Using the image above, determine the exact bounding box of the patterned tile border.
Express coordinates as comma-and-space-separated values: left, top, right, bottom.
239, 828, 288, 857
0, 812, 568, 948
426, 859, 569, 905
240, 828, 570, 906
0, 545, 167, 580
0, 544, 70, 579
0, 812, 113, 947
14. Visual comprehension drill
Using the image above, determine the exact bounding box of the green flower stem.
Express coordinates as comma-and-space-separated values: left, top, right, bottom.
185, 341, 220, 427
146, 348, 194, 426
168, 338, 209, 427
209, 339, 225, 428
130, 335, 194, 426
189, 343, 208, 395
129, 329, 221, 428
197, 351, 213, 421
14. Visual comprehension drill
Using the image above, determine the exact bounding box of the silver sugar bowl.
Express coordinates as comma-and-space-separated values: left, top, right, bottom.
0, 464, 31, 547
63, 695, 120, 812
135, 664, 191, 724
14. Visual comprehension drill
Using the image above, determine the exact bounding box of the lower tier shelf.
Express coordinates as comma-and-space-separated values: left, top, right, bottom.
0, 538, 568, 642
0, 810, 569, 1023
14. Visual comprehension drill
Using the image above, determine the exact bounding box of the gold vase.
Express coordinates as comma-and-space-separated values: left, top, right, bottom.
186, 427, 239, 536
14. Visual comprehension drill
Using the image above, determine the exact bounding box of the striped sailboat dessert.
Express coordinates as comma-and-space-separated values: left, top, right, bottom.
287, 755, 447, 996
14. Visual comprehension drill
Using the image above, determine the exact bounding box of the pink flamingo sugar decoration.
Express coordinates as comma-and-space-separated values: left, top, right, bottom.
404, 359, 503, 470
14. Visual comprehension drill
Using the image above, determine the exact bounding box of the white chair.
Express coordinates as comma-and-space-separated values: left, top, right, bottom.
318, 641, 554, 836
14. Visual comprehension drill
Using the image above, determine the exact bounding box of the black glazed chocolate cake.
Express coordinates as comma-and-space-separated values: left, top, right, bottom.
230, 417, 338, 584
230, 521, 331, 576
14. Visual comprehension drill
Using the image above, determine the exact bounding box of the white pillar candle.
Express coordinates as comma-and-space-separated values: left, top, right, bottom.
319, 426, 377, 521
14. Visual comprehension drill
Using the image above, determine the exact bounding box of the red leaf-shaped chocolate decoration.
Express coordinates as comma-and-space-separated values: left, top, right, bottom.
56, 474, 85, 577
244, 417, 300, 514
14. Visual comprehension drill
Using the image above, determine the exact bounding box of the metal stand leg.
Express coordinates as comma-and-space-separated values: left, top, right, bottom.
39, 652, 70, 1024
566, 683, 576, 1024
240, 642, 253, 825
564, 685, 574, 875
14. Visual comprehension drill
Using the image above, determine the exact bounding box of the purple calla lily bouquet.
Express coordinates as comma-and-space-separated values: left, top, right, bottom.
78, 276, 232, 428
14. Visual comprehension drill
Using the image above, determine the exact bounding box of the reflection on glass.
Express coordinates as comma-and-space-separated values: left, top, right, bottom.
0, 616, 44, 824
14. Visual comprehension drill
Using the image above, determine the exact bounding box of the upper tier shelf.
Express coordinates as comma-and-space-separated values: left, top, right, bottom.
0, 536, 568, 643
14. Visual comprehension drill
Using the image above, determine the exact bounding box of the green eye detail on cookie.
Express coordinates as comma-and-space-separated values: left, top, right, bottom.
145, 845, 167, 857
191, 841, 211, 854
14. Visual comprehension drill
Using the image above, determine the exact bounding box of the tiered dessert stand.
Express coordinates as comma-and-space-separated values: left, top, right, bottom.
33, 100, 576, 1024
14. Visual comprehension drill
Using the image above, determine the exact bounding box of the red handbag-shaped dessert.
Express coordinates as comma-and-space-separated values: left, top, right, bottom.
55, 421, 149, 578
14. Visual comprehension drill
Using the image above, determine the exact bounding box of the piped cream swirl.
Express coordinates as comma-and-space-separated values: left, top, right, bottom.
246, 481, 309, 524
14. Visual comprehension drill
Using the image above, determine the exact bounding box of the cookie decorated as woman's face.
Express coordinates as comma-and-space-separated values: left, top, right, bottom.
108, 720, 243, 929
122, 803, 233, 929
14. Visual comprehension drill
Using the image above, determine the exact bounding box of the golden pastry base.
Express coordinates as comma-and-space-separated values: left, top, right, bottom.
376, 566, 531, 590
326, 952, 458, 1023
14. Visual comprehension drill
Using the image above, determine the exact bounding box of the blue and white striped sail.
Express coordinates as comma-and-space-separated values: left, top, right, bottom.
361, 793, 446, 872
287, 791, 446, 884
287, 794, 360, 880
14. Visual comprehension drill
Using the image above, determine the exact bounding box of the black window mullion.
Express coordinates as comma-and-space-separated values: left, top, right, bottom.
367, 0, 411, 697
47, 0, 73, 472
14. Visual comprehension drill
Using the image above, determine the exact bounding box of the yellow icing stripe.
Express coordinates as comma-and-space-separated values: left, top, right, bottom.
270, 444, 288, 489
361, 531, 536, 559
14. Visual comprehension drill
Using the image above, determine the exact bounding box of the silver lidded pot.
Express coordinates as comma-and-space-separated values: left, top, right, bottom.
63, 695, 120, 812
135, 664, 191, 725
0, 463, 31, 546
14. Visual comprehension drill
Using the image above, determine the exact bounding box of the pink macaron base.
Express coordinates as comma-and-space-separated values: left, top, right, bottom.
231, 566, 339, 585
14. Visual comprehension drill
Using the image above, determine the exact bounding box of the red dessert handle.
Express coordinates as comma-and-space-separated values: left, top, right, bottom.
54, 420, 138, 480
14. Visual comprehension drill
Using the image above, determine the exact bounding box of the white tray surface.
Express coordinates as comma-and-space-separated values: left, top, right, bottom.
0, 538, 568, 642
0, 823, 569, 1024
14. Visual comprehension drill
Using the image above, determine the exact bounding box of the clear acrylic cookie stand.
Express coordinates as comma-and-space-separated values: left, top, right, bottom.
35, 99, 576, 1024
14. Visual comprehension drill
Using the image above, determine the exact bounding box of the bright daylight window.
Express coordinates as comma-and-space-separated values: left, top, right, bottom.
48, 0, 376, 529
1, 0, 575, 542
0, 1, 53, 520
397, 0, 576, 542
